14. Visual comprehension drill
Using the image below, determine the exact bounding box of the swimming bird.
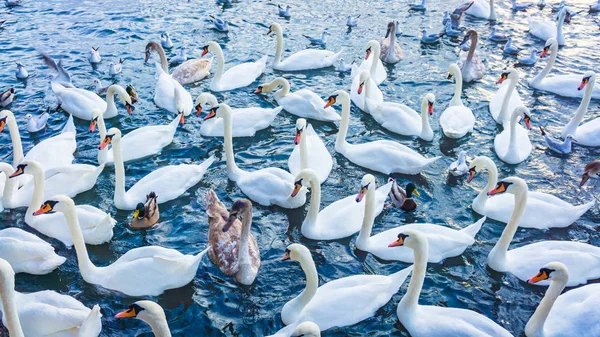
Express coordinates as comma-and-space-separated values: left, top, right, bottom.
88, 47, 101, 64
14, 62, 28, 79
538, 0, 546, 8
346, 15, 360, 28
503, 37, 522, 55
445, 20, 461, 37
581, 159, 600, 186
126, 84, 138, 104
387, 178, 420, 211
336, 58, 353, 72
410, 0, 427, 10
540, 126, 575, 154
518, 49, 539, 65
421, 29, 444, 43
90, 78, 111, 95
0, 88, 15, 108
591, 0, 600, 12
304, 31, 328, 46
160, 33, 173, 49
551, 0, 566, 12
395, 20, 401, 36
24, 110, 50, 133
116, 301, 172, 336
5, 0, 21, 6
512, 0, 534, 11
130, 192, 159, 230
442, 11, 450, 25
489, 27, 508, 42
278, 4, 291, 18
108, 58, 123, 76
210, 15, 230, 32
39, 52, 73, 87
451, 1, 473, 28
449, 150, 469, 176
170, 46, 187, 64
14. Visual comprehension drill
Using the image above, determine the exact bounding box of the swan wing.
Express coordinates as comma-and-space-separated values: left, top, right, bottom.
216, 56, 267, 91
277, 49, 336, 71
171, 57, 212, 85
440, 106, 475, 138
288, 125, 332, 182
544, 284, 600, 336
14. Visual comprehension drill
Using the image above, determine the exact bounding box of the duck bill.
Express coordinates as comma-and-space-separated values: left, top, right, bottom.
291, 181, 302, 197
89, 120, 97, 132
8, 166, 24, 178
195, 104, 203, 117
115, 309, 136, 319
388, 237, 404, 247
294, 129, 302, 145
132, 209, 140, 219
580, 173, 590, 186
467, 168, 476, 183
33, 203, 52, 216
355, 186, 367, 202
412, 188, 421, 197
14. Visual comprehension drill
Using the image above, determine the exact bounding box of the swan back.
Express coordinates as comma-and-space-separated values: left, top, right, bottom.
292, 321, 320, 336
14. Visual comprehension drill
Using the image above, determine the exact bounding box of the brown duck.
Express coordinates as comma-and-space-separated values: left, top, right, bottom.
130, 192, 159, 229
387, 178, 420, 211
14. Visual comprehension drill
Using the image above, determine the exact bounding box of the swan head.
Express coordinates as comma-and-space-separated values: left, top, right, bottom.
294, 118, 307, 145
581, 159, 600, 186
255, 77, 286, 94
540, 38, 557, 58
357, 70, 371, 95
144, 42, 162, 63
195, 93, 219, 116
292, 321, 320, 337
385, 21, 395, 38
527, 262, 568, 284
512, 106, 532, 130
267, 22, 283, 36
8, 160, 42, 179
557, 6, 568, 22
108, 85, 134, 114
365, 40, 379, 60
32, 195, 74, 216
496, 68, 519, 84
578, 72, 596, 91
388, 228, 425, 249
467, 156, 495, 183
223, 198, 252, 232
447, 63, 461, 80
201, 41, 220, 57
281, 243, 311, 262
89, 108, 103, 132
99, 128, 122, 150
204, 103, 231, 121
487, 176, 527, 196
292, 168, 318, 197
0, 109, 15, 132
324, 90, 348, 108
356, 174, 376, 202
460, 29, 477, 46
422, 93, 435, 115
116, 301, 168, 329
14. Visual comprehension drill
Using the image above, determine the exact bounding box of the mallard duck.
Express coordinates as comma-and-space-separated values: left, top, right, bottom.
130, 192, 159, 230
206, 190, 260, 285
126, 84, 138, 104
387, 179, 419, 211
0, 88, 15, 108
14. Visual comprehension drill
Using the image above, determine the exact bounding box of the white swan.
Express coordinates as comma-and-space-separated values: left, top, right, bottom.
100, 128, 214, 210
486, 177, 600, 287
9, 160, 115, 246
561, 72, 600, 146
529, 38, 600, 98
33, 195, 209, 296
52, 83, 131, 120
351, 69, 384, 115
270, 243, 412, 336
525, 262, 600, 337
201, 42, 267, 92
528, 7, 567, 46
145, 41, 212, 86
207, 103, 307, 208
358, 174, 485, 263
351, 40, 387, 85
292, 169, 391, 240
145, 42, 193, 116
494, 106, 532, 164
90, 108, 181, 165
115, 301, 171, 337
466, 0, 498, 20
440, 63, 475, 138
195, 92, 282, 137
490, 69, 523, 126
288, 119, 332, 184
467, 156, 595, 229
268, 23, 343, 71
327, 90, 440, 175
256, 77, 340, 122
0, 258, 102, 337
0, 227, 65, 275
458, 30, 485, 83
391, 230, 513, 337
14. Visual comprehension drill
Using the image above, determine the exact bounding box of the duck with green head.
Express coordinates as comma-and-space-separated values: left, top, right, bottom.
387, 178, 419, 211
131, 192, 159, 230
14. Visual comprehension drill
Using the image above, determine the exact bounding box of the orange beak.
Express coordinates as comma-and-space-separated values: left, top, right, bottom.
33, 203, 52, 216
291, 181, 303, 197
467, 168, 476, 183
203, 110, 216, 121
356, 186, 368, 202
126, 103, 134, 115
8, 166, 24, 178
201, 47, 209, 57
115, 309, 137, 319
578, 78, 589, 91
358, 82, 364, 95
527, 271, 549, 284
388, 237, 405, 247
179, 113, 185, 125
98, 136, 111, 150
294, 129, 302, 145
365, 48, 371, 60
254, 86, 263, 94
0, 119, 6, 133
89, 119, 97, 132
540, 46, 549, 58
324, 97, 335, 109
496, 74, 507, 84
487, 184, 506, 196
524, 115, 531, 130
281, 251, 291, 261
428, 102, 434, 115
195, 104, 203, 117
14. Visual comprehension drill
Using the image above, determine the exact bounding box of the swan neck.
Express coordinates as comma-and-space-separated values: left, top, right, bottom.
97, 115, 107, 163
525, 277, 566, 337
356, 185, 376, 248
62, 203, 97, 277
223, 110, 242, 179
113, 136, 127, 202
299, 129, 309, 171
335, 96, 350, 151
0, 278, 24, 337
466, 33, 477, 63
499, 77, 518, 123
507, 113, 519, 154
27, 167, 46, 219
147, 318, 172, 337
489, 189, 527, 270
400, 239, 428, 312
154, 44, 169, 72
420, 99, 432, 139
572, 76, 594, 124
296, 253, 319, 312
7, 118, 23, 167
106, 88, 117, 115
238, 210, 252, 270
304, 173, 321, 229
532, 46, 557, 85
473, 162, 498, 212
214, 47, 225, 84
276, 78, 290, 97
489, 0, 497, 20
450, 72, 463, 106
2, 170, 17, 206
274, 29, 284, 66
369, 45, 380, 75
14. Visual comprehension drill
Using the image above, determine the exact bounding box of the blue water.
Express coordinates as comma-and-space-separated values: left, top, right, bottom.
1, 0, 600, 336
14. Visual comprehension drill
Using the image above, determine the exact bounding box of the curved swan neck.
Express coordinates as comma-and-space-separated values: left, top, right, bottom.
450, 70, 464, 106
299, 128, 309, 171
0, 272, 24, 337
356, 184, 376, 248
507, 111, 520, 154
532, 45, 558, 85
466, 32, 478, 63
106, 87, 117, 115
489, 0, 497, 20
1, 167, 17, 207
369, 45, 380, 76
400, 239, 428, 312
151, 43, 169, 73
420, 98, 433, 139
222, 107, 242, 179
7, 117, 23, 167
112, 136, 127, 203
213, 45, 226, 84
97, 115, 107, 162
61, 202, 97, 277
473, 159, 498, 212
563, 76, 595, 137
274, 27, 284, 67
303, 172, 321, 229
525, 277, 567, 337
26, 166, 45, 219
274, 78, 290, 97
499, 76, 519, 123
238, 209, 252, 271
335, 94, 351, 151
145, 317, 172, 337
296, 253, 319, 312
488, 187, 527, 270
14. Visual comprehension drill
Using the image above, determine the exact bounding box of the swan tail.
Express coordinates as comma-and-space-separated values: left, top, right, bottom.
61, 114, 76, 135
573, 200, 596, 217
422, 156, 442, 168
197, 155, 216, 173
390, 265, 413, 289
78, 304, 102, 337
460, 216, 486, 238
195, 246, 210, 259
327, 48, 344, 63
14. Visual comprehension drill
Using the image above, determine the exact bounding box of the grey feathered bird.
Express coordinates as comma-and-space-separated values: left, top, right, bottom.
540, 126, 576, 154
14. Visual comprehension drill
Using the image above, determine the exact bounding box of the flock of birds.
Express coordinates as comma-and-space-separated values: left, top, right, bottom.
1, 0, 600, 336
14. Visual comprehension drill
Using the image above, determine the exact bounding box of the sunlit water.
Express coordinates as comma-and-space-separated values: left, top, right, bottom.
1, 0, 600, 336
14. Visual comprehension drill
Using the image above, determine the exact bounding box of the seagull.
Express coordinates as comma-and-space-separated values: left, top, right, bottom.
452, 1, 474, 28
90, 78, 111, 95
278, 4, 291, 18
88, 47, 101, 64
512, 0, 534, 11
445, 21, 461, 37
518, 49, 539, 65
210, 15, 229, 32
25, 109, 50, 133
421, 29, 444, 44
503, 37, 522, 54
346, 15, 360, 28
109, 58, 123, 76
39, 52, 73, 87
489, 27, 508, 42
161, 33, 173, 49
449, 151, 469, 176
410, 0, 427, 11
336, 58, 353, 73
395, 20, 402, 36
538, 0, 546, 8
15, 62, 28, 79
170, 46, 187, 64
540, 126, 576, 154
591, 0, 600, 12
303, 31, 328, 45
442, 11, 450, 25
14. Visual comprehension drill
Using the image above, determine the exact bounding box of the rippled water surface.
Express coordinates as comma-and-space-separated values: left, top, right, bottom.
1, 0, 600, 336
